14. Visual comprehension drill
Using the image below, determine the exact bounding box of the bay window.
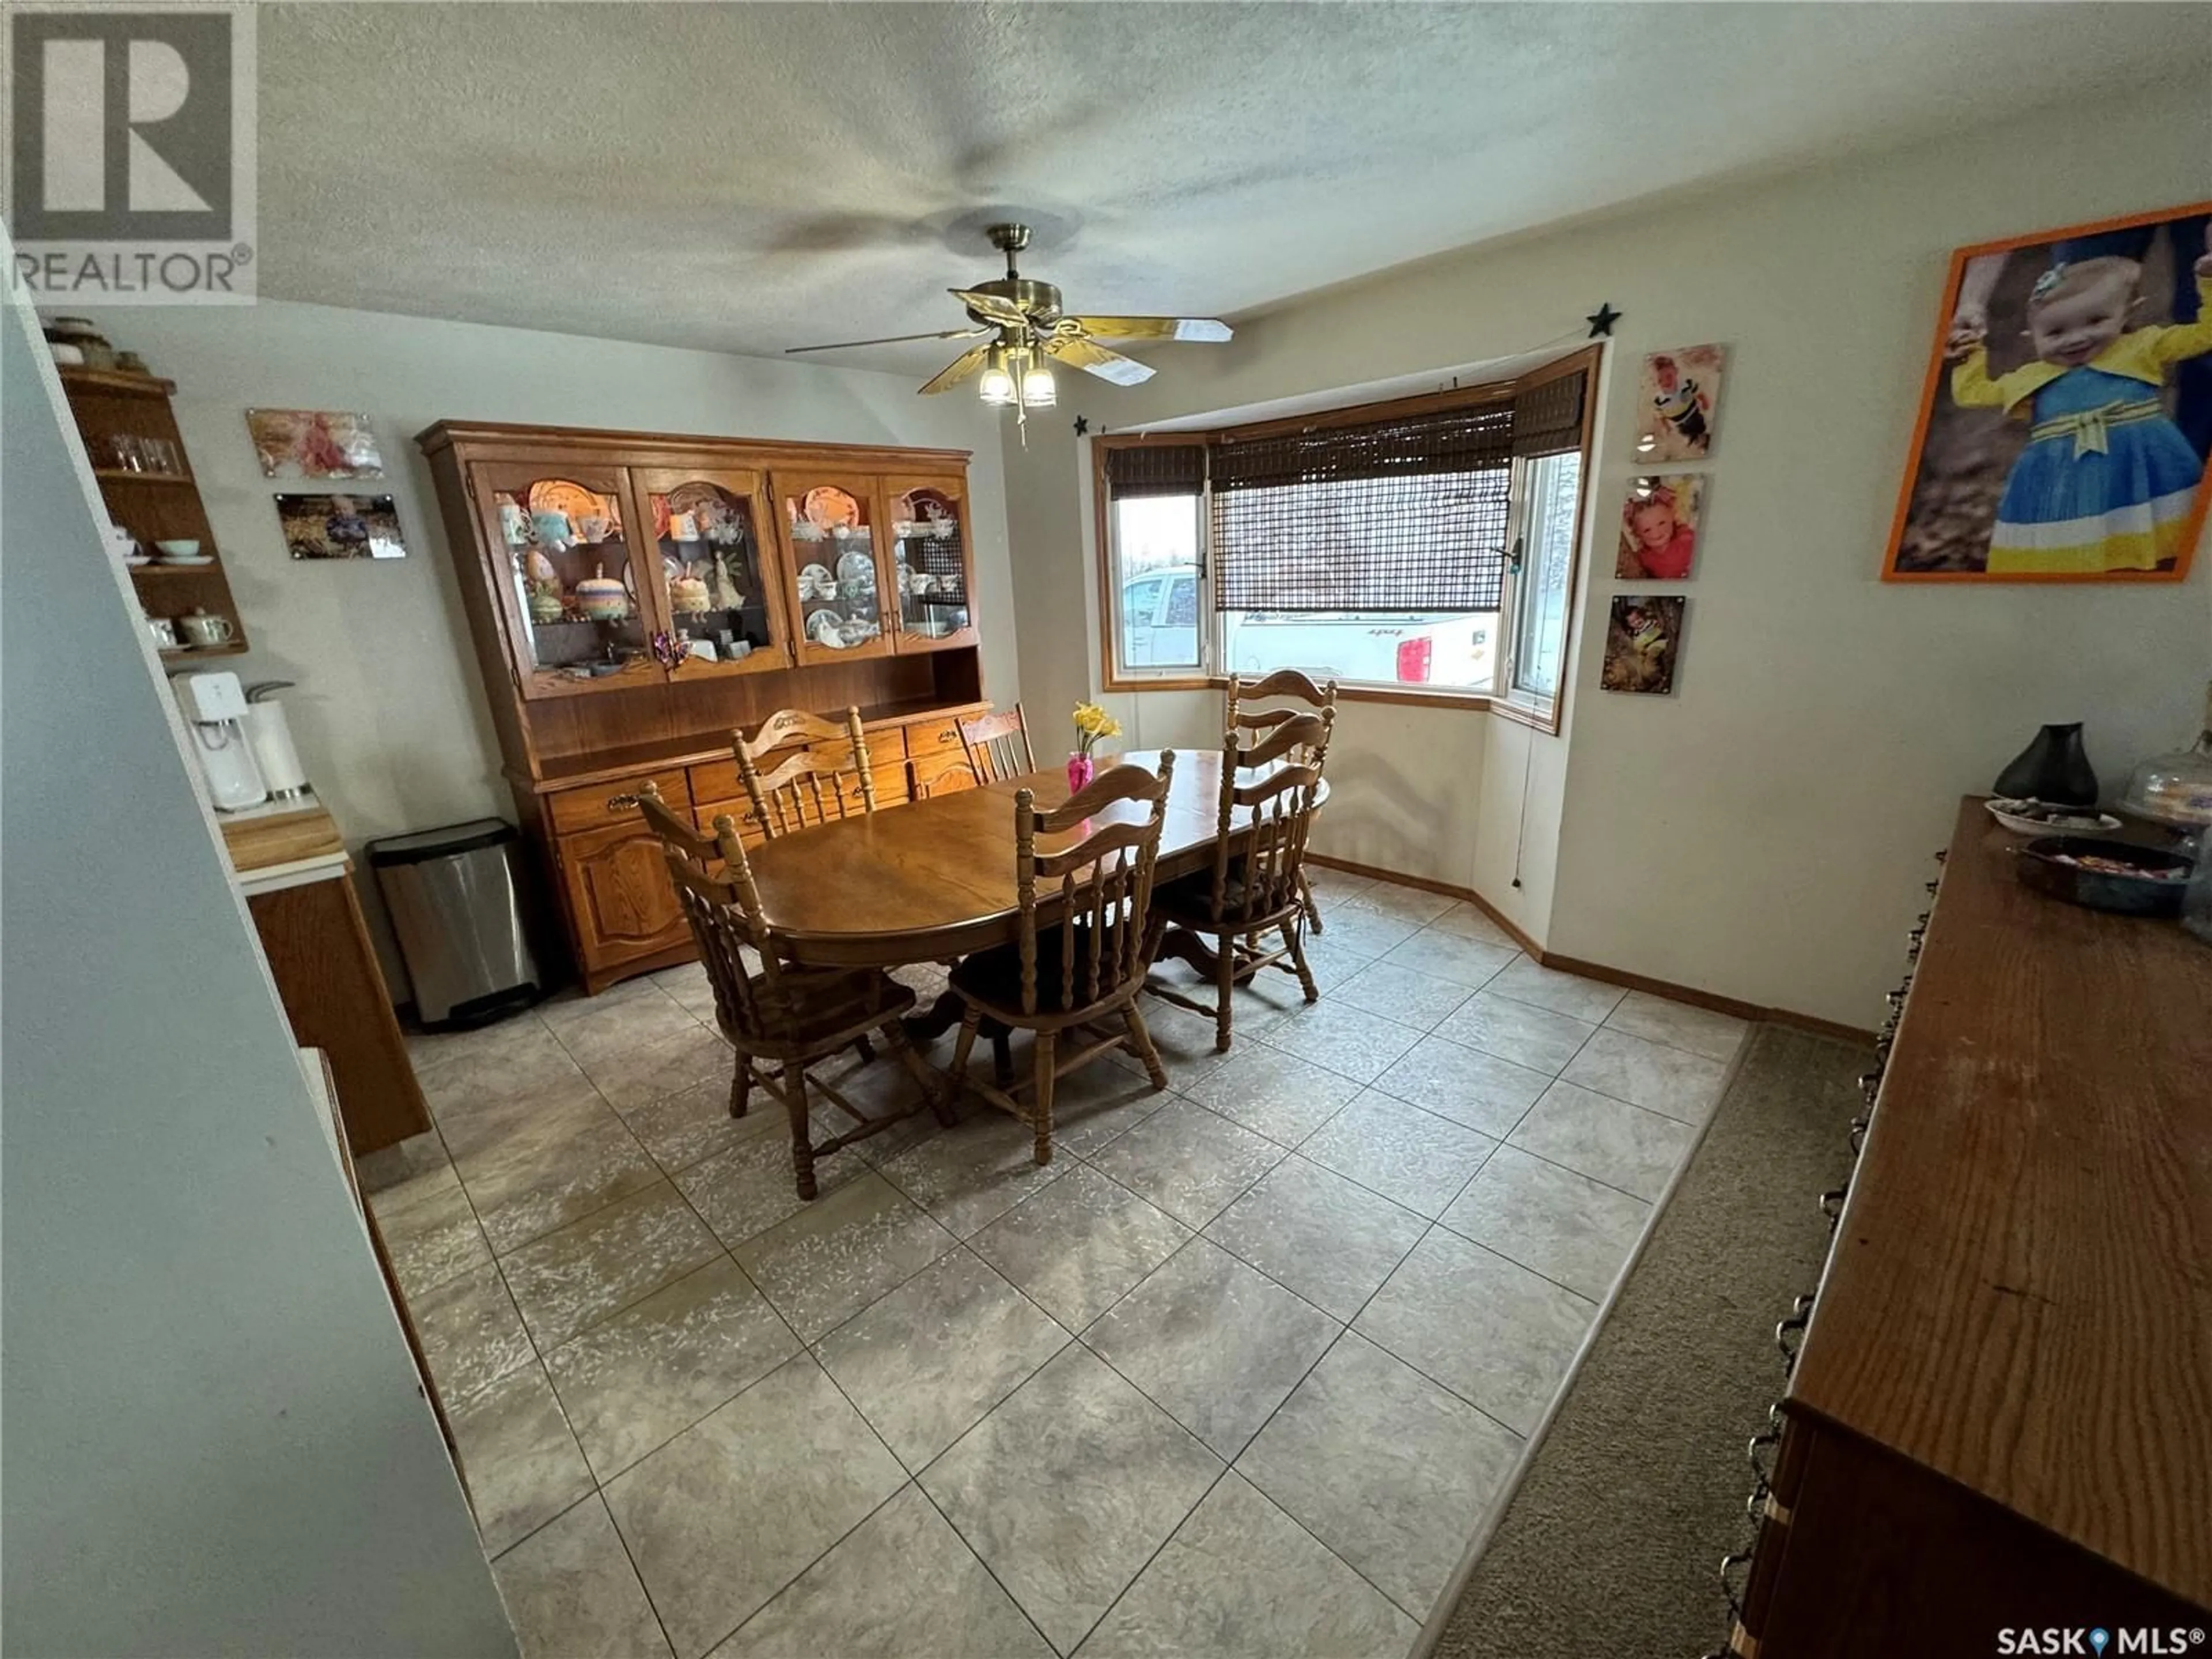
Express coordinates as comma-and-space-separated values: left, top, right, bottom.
1095, 347, 1596, 724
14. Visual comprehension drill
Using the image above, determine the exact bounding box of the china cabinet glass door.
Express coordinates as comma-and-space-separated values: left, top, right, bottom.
628, 466, 789, 679
885, 475, 978, 653
774, 473, 894, 666
474, 461, 663, 699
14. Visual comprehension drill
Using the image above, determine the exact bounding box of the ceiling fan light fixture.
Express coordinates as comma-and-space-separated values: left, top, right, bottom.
978, 345, 1016, 406
1020, 360, 1056, 408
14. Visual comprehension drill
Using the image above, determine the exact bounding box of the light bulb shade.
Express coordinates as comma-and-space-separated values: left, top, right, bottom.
1020, 362, 1057, 408
978, 357, 1016, 406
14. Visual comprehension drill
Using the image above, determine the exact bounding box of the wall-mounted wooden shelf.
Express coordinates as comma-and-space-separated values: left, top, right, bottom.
58, 363, 249, 655
159, 641, 249, 662
93, 468, 196, 486
58, 365, 176, 398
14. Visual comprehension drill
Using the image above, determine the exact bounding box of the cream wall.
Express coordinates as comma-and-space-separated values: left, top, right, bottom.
86, 300, 1017, 986
4, 274, 513, 1657
1005, 77, 2210, 1027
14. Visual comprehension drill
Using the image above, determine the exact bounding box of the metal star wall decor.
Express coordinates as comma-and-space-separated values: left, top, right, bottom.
1072, 416, 1090, 436
1585, 302, 1622, 339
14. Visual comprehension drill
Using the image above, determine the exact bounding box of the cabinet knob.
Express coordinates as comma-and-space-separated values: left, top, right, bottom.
606, 792, 641, 813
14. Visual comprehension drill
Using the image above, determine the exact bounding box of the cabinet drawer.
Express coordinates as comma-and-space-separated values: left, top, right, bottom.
548, 770, 691, 835
694, 801, 764, 846
687, 757, 741, 804
870, 762, 912, 809
910, 749, 980, 798
903, 717, 967, 760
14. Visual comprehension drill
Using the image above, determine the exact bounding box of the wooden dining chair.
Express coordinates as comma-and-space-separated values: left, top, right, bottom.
1144, 712, 1332, 1051
958, 705, 1036, 786
638, 785, 951, 1199
1224, 670, 1338, 932
946, 755, 1177, 1168
734, 706, 876, 839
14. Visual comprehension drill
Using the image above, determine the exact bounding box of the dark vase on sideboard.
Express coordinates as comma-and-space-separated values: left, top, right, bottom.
1993, 722, 2099, 807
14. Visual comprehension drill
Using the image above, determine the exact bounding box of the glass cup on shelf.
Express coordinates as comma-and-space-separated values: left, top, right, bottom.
109, 435, 146, 472
143, 437, 181, 475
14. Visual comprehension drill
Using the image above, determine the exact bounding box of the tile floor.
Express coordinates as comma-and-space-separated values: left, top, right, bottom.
364, 868, 1746, 1659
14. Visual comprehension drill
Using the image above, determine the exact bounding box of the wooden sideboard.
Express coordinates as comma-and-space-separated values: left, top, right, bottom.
416, 420, 991, 992
1732, 798, 2211, 1654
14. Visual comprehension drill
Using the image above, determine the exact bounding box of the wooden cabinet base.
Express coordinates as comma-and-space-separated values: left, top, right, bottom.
1745, 1414, 2205, 1656
1736, 800, 2212, 1653
248, 875, 432, 1156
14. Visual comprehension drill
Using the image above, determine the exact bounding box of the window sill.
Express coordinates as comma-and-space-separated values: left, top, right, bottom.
1101, 672, 1492, 711
1489, 692, 1563, 734
1101, 672, 1217, 694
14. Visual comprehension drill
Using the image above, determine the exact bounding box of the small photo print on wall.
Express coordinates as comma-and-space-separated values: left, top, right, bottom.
1882, 199, 2211, 582
276, 493, 408, 560
246, 408, 387, 479
1634, 344, 1725, 462
1616, 475, 1705, 579
1601, 596, 1685, 695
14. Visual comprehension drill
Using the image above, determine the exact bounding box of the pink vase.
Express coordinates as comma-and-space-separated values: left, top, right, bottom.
1066, 752, 1095, 793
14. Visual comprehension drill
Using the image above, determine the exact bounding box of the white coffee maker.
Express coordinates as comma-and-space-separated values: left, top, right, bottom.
175, 670, 269, 812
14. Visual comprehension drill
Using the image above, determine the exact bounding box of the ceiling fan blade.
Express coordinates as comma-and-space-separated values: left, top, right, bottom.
1042, 334, 1156, 387
949, 287, 1032, 328
786, 326, 988, 356
918, 342, 993, 395
1068, 315, 1233, 343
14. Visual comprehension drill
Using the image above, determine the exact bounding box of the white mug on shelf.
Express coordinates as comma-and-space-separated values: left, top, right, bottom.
146, 616, 180, 650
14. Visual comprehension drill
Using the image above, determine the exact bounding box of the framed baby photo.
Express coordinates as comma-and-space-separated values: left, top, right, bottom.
1881, 199, 2212, 584
1601, 596, 1685, 695
1617, 475, 1706, 579
1633, 344, 1725, 463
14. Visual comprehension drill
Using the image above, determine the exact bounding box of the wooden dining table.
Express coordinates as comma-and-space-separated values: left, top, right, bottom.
741, 747, 1325, 1046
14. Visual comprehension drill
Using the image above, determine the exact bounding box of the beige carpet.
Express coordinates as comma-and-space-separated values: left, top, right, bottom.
1421, 1023, 1865, 1659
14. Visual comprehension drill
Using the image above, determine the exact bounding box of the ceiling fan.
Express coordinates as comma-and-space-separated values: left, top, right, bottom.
785, 222, 1232, 412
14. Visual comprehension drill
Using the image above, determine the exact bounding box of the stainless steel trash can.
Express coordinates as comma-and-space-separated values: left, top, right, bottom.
366, 819, 548, 1028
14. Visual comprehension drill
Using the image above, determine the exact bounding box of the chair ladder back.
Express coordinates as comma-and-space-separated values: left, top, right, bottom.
959, 704, 1036, 786
734, 705, 875, 838
1205, 709, 1332, 922
1237, 707, 1332, 772
1226, 669, 1338, 749
1012, 754, 1176, 1016
638, 786, 785, 1043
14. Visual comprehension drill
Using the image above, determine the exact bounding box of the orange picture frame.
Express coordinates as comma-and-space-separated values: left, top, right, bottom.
1880, 199, 2212, 585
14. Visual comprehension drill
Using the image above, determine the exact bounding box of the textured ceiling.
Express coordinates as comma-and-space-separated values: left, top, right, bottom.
257, 3, 2209, 376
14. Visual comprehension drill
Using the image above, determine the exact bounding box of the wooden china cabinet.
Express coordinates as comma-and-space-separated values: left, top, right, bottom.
417, 420, 987, 993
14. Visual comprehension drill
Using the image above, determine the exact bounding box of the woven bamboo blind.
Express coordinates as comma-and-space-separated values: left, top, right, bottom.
1511, 370, 1587, 457
1210, 402, 1514, 613
1099, 368, 1589, 616
1102, 442, 1206, 499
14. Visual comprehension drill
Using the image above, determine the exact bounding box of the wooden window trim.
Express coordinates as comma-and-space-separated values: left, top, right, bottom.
1092, 433, 1214, 690
1090, 350, 1599, 704
1495, 343, 1603, 737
